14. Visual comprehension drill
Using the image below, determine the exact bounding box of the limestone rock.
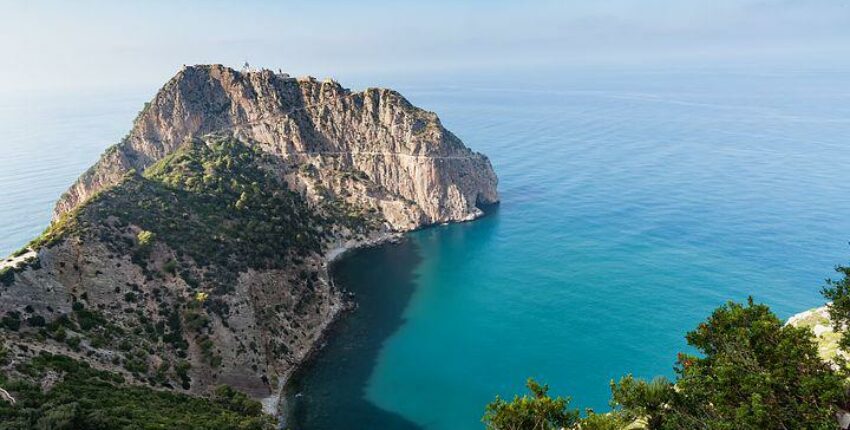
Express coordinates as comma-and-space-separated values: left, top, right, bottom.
54, 65, 498, 230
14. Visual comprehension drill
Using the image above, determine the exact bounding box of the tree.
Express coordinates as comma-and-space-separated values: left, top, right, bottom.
822, 263, 850, 349
662, 299, 846, 429
483, 378, 579, 430
487, 299, 847, 430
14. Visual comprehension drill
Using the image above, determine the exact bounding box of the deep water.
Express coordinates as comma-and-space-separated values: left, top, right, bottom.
3, 66, 850, 430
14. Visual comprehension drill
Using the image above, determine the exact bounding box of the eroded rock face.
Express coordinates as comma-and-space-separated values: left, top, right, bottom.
1, 65, 498, 406
55, 65, 498, 230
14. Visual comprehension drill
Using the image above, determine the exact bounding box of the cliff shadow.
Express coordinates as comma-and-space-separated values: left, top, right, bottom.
283, 238, 424, 430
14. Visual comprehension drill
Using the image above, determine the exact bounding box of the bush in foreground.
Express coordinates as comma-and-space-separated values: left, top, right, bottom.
485, 299, 847, 430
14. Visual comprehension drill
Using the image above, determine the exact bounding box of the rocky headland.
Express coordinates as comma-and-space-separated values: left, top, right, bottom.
0, 65, 498, 415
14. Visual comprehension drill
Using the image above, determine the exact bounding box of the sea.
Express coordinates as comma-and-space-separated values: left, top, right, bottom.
2, 64, 850, 430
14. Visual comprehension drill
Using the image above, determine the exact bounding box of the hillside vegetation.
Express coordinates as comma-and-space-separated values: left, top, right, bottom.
0, 350, 274, 430
0, 136, 357, 417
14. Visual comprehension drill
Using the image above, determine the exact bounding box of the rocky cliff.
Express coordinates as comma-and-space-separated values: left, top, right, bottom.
0, 65, 497, 410
55, 65, 497, 230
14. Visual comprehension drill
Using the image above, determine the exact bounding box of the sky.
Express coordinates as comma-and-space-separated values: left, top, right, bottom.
1, 0, 849, 94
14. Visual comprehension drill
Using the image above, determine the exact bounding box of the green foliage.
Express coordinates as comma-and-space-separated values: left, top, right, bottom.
822, 263, 850, 350
163, 259, 178, 274
25, 315, 45, 327
137, 230, 155, 247
213, 385, 263, 416
0, 252, 42, 287
489, 299, 846, 430
1, 311, 21, 331
65, 336, 81, 351
0, 267, 13, 286
27, 207, 82, 250
610, 375, 673, 429
73, 304, 106, 332
175, 360, 192, 390
184, 310, 210, 332
78, 136, 324, 289
0, 353, 275, 429
577, 411, 630, 430
483, 378, 579, 430
659, 299, 846, 429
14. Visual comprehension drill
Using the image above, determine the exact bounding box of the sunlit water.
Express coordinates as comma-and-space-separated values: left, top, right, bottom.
2, 67, 850, 430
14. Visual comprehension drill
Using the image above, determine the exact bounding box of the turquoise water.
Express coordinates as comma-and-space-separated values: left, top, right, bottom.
287, 67, 850, 429
3, 67, 850, 430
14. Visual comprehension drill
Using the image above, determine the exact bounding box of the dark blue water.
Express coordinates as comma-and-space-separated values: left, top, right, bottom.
3, 67, 850, 430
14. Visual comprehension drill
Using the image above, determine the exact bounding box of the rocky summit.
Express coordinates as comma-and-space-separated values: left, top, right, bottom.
0, 65, 498, 411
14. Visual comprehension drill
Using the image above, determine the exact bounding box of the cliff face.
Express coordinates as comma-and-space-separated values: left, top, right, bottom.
55, 65, 498, 230
0, 65, 498, 409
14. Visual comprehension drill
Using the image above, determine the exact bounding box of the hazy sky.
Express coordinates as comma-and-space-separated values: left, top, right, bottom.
2, 0, 849, 93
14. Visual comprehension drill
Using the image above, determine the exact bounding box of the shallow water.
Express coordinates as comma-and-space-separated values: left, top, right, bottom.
2, 67, 850, 430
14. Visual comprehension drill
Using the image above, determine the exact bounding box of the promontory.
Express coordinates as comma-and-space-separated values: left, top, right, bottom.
0, 64, 498, 424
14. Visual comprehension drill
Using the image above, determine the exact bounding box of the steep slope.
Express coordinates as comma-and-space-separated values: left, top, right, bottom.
55, 64, 498, 230
2, 136, 347, 401
0, 65, 498, 411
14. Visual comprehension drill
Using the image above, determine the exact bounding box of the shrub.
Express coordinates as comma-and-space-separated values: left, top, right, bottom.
0, 353, 274, 429
489, 299, 847, 430
26, 315, 46, 327
137, 230, 155, 247
0, 267, 14, 286
163, 259, 177, 274
66, 336, 81, 351
1, 311, 21, 331
483, 378, 579, 430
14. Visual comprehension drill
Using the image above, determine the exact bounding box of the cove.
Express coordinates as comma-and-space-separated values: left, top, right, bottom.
282, 67, 850, 430
283, 237, 425, 429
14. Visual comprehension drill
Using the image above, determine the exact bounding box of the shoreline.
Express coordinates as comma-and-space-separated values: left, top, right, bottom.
267, 206, 498, 421
264, 230, 402, 417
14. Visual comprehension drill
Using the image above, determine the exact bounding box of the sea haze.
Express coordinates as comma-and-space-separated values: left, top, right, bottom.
0, 88, 148, 255
2, 66, 850, 430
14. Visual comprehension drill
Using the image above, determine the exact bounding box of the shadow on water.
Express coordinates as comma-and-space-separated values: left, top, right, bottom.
283, 238, 425, 430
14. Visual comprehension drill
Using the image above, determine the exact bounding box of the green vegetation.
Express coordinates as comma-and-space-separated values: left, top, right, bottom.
823, 262, 850, 351
0, 267, 14, 287
0, 135, 386, 427
483, 379, 579, 430
137, 230, 155, 247
0, 251, 40, 288
1, 312, 21, 331
91, 136, 325, 280
0, 352, 274, 429
485, 299, 847, 430
27, 136, 327, 278
27, 207, 82, 250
